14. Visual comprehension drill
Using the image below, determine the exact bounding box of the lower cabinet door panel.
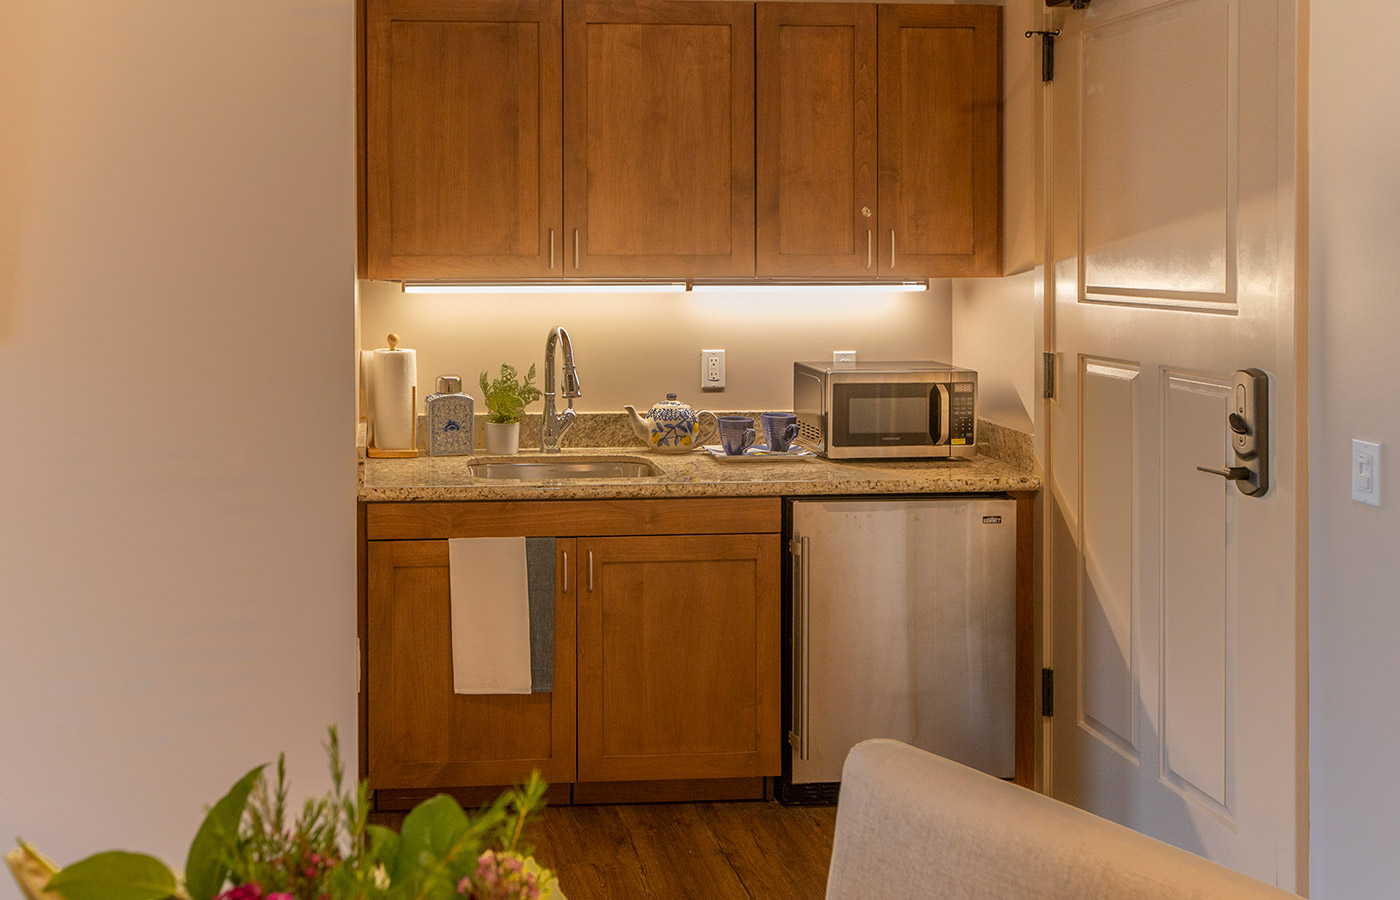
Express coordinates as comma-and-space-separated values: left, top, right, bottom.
575, 533, 781, 782
366, 539, 577, 789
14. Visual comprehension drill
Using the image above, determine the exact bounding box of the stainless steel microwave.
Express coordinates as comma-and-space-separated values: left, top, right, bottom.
793, 360, 978, 459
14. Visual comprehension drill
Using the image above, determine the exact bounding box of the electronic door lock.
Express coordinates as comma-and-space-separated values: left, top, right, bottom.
1196, 368, 1269, 497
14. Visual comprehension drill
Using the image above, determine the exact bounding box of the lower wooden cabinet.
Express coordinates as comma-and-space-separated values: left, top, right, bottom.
576, 534, 781, 782
361, 499, 783, 804
365, 539, 577, 790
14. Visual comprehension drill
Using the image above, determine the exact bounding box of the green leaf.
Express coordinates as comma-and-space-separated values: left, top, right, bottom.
184, 765, 265, 900
367, 823, 400, 874
392, 794, 468, 886
45, 851, 178, 900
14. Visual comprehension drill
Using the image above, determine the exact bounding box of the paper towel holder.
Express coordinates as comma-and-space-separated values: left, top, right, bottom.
366, 332, 420, 458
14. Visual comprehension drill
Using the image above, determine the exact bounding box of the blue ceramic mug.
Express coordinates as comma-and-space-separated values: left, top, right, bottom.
718, 416, 757, 456
761, 412, 799, 452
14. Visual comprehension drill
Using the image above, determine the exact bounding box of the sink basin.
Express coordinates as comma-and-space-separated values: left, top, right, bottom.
466, 457, 663, 480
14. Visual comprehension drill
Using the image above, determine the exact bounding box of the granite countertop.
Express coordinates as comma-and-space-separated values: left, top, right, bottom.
358, 414, 1040, 502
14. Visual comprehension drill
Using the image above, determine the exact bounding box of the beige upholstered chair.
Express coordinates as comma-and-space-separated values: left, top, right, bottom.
826, 740, 1300, 900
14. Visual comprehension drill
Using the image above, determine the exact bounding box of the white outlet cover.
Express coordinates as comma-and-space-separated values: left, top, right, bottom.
833, 350, 857, 364
701, 349, 725, 391
1352, 439, 1381, 506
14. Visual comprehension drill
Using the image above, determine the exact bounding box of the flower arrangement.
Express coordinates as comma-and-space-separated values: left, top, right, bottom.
478, 364, 543, 425
6, 728, 563, 900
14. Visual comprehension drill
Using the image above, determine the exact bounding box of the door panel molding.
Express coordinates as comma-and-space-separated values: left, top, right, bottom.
1078, 358, 1140, 760
1077, 0, 1238, 312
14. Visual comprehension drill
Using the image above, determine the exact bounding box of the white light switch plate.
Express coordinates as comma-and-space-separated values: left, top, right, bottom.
1352, 439, 1381, 506
701, 349, 725, 391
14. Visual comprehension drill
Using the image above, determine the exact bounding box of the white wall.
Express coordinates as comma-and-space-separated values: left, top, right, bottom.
1309, 1, 1400, 895
359, 279, 953, 413
0, 0, 357, 888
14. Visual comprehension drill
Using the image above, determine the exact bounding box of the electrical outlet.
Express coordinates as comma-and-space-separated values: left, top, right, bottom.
833, 350, 857, 364
701, 349, 725, 391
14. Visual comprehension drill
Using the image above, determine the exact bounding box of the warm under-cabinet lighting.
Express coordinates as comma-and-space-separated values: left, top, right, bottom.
400, 281, 928, 294
688, 282, 928, 294
402, 282, 689, 294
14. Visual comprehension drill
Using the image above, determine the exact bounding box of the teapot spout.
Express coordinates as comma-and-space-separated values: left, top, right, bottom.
622, 405, 653, 443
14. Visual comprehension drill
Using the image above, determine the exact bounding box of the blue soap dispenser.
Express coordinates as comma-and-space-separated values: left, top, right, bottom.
424, 375, 475, 456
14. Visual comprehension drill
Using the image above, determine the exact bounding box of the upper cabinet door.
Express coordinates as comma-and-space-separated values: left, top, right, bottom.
756, 3, 877, 278
877, 4, 1001, 277
564, 0, 755, 277
365, 0, 563, 279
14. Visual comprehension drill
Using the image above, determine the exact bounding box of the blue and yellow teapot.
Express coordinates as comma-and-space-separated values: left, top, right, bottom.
624, 394, 720, 453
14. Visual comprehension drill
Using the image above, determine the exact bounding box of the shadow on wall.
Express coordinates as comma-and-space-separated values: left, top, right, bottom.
0, 4, 45, 345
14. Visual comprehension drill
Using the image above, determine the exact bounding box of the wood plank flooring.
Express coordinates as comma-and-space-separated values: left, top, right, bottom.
528, 801, 837, 900
370, 798, 837, 898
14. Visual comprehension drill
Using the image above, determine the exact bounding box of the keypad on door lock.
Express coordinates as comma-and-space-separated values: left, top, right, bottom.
1197, 368, 1270, 497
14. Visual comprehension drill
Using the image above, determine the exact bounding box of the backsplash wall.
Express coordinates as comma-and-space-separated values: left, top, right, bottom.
358, 278, 952, 414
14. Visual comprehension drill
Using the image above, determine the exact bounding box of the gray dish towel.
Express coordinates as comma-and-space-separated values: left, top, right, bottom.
524, 537, 555, 693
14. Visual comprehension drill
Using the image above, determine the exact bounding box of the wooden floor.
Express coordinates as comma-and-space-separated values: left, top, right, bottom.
529, 800, 837, 900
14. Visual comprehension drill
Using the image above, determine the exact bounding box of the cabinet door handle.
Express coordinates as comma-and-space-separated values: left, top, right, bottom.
562, 549, 569, 593
587, 549, 594, 593
549, 228, 555, 270
890, 229, 896, 269
573, 229, 580, 271
866, 229, 873, 270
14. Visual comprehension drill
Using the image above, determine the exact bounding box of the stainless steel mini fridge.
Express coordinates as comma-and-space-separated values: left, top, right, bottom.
782, 497, 1016, 801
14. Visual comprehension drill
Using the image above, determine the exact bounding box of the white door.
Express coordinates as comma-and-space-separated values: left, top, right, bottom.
1044, 0, 1302, 890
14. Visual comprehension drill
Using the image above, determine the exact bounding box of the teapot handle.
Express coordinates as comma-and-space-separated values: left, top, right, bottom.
695, 409, 721, 447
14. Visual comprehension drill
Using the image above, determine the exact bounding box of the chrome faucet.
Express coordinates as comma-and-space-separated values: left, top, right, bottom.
540, 325, 580, 452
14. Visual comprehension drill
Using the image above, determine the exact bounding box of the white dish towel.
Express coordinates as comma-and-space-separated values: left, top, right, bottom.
448, 537, 532, 694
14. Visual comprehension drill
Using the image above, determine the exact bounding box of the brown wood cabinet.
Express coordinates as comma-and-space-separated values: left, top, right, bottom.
576, 533, 781, 781
361, 0, 1001, 281
365, 538, 578, 792
565, 0, 756, 277
361, 498, 782, 805
757, 2, 1001, 278
877, 4, 1002, 277
756, 2, 877, 277
364, 0, 563, 279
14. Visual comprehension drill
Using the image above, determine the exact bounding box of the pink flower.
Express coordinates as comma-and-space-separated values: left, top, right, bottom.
214, 885, 263, 900
267, 895, 295, 900
458, 875, 472, 894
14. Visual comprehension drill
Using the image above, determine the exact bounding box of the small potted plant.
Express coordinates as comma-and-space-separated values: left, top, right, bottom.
479, 363, 543, 455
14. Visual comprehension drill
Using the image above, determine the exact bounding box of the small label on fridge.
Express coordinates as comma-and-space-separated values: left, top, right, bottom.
982, 516, 1003, 524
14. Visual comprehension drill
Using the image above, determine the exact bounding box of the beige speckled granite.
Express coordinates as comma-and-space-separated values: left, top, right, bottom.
976, 419, 1036, 470
358, 413, 1040, 500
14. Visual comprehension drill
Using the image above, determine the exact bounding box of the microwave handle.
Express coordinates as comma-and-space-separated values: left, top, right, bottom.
930, 384, 951, 445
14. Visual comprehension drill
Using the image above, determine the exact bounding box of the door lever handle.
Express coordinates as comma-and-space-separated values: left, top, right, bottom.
1197, 465, 1251, 481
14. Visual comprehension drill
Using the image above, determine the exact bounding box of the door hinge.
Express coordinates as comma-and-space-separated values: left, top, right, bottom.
1043, 352, 1057, 400
1041, 668, 1055, 717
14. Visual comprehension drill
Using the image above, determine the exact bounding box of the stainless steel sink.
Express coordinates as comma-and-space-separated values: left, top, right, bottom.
466, 457, 663, 480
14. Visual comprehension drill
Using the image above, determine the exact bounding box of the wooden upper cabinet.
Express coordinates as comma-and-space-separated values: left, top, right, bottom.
564, 0, 755, 277
756, 3, 877, 277
364, 0, 563, 279
877, 4, 1002, 277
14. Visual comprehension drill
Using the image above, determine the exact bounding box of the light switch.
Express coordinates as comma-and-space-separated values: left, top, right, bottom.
1352, 439, 1382, 506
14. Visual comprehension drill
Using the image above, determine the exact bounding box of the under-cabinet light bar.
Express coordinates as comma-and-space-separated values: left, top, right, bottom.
402, 282, 688, 294
688, 282, 928, 294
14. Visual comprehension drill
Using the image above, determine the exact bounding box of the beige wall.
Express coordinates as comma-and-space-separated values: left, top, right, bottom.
0, 0, 356, 883
952, 0, 1039, 434
359, 278, 953, 413
1309, 0, 1400, 894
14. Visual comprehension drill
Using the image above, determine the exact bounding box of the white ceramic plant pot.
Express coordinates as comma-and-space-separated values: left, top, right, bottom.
484, 421, 520, 455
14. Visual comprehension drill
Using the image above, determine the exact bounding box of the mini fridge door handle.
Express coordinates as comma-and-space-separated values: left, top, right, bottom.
789, 535, 811, 761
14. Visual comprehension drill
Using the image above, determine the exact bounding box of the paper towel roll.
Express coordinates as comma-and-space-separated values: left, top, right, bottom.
371, 342, 417, 450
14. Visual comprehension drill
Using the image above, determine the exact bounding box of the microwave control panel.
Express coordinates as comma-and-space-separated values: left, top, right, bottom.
948, 382, 977, 445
